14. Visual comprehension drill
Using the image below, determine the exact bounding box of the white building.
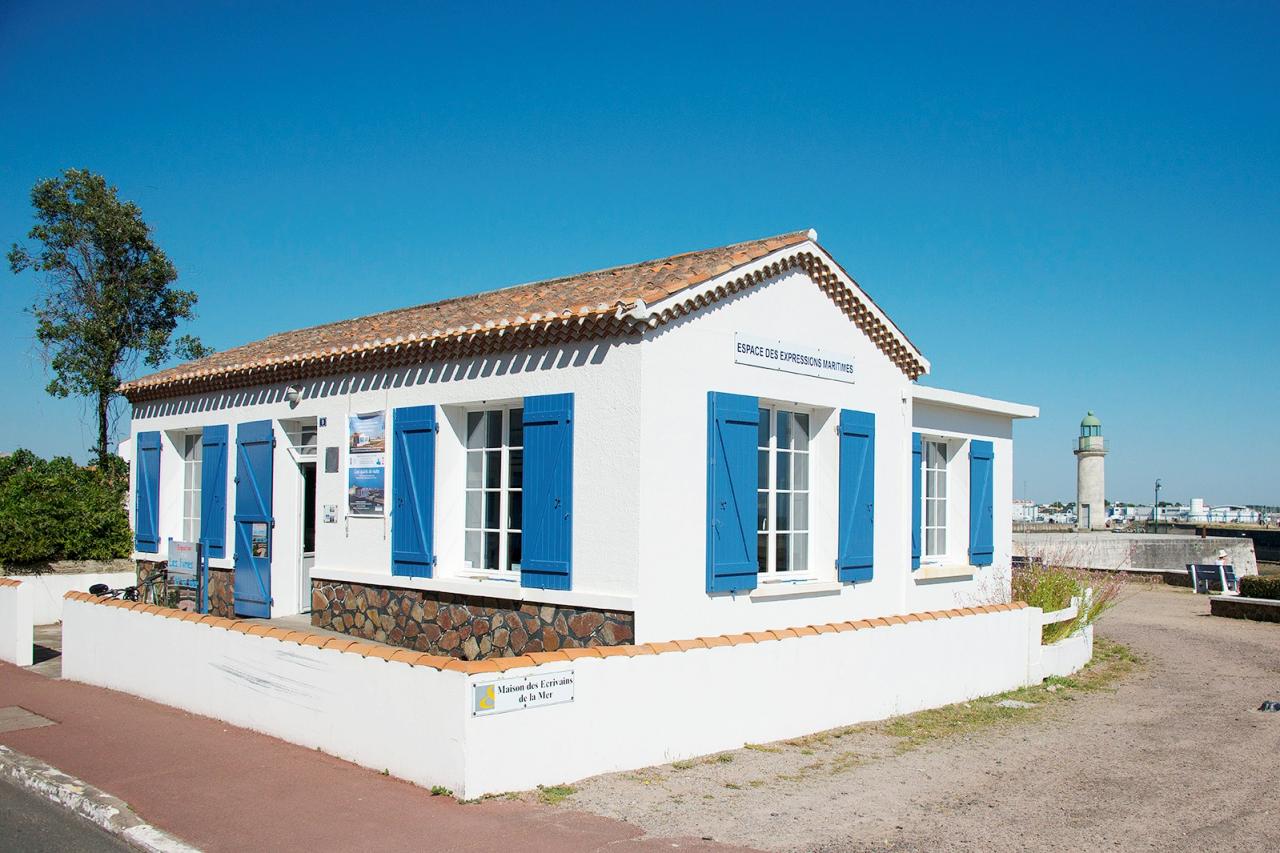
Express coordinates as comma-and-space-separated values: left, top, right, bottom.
1012, 499, 1038, 523
122, 230, 1037, 658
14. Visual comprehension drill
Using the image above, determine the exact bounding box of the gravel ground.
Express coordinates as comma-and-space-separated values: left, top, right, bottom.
558, 586, 1280, 852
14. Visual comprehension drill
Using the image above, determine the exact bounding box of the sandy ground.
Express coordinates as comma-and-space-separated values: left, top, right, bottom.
560, 586, 1280, 852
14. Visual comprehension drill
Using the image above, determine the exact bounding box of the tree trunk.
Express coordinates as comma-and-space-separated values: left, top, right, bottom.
96, 391, 110, 470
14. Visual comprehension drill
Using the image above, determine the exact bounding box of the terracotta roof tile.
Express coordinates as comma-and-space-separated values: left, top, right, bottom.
120, 230, 926, 400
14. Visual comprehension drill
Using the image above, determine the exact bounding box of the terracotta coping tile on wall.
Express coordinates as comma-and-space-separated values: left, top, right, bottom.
411, 654, 454, 670
388, 649, 422, 665
70, 587, 1025, 670
491, 655, 537, 670
526, 650, 571, 664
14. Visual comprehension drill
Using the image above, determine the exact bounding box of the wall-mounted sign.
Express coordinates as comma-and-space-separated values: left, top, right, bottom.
734, 332, 855, 384
472, 670, 574, 717
348, 412, 387, 516
167, 539, 200, 589
322, 504, 338, 524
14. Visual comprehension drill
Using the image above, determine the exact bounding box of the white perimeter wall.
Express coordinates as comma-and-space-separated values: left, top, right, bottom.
2, 572, 135, 625
62, 598, 469, 790
129, 340, 642, 618
62, 599, 1057, 800
0, 583, 33, 666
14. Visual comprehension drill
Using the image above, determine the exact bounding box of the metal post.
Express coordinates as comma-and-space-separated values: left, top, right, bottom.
1153, 479, 1162, 533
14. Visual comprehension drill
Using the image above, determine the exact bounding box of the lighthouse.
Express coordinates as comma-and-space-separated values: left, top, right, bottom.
1074, 411, 1107, 530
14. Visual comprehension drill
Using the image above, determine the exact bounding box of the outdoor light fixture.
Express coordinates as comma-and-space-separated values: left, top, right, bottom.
285, 385, 304, 408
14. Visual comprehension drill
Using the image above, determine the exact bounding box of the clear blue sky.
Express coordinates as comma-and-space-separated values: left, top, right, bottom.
2, 1, 1277, 504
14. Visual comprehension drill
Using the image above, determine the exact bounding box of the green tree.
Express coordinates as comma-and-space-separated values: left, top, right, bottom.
8, 168, 211, 467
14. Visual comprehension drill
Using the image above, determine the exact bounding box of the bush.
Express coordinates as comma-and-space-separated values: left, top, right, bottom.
1011, 562, 1128, 643
0, 448, 131, 567
1240, 575, 1280, 601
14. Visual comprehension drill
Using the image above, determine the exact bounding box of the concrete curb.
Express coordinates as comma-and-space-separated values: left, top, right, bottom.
0, 744, 200, 852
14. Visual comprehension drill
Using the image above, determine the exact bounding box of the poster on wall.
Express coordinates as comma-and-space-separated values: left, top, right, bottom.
347, 411, 387, 516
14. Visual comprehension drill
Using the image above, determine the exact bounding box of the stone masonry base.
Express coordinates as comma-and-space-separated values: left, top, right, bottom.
136, 559, 234, 618
310, 578, 635, 660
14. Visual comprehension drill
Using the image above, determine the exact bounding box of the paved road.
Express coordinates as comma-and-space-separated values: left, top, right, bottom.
0, 775, 132, 852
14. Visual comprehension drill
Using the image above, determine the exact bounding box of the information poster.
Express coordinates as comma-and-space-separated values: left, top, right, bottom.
348, 411, 386, 516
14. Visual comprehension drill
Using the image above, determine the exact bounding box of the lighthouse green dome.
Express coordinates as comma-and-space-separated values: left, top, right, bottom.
1080, 411, 1102, 438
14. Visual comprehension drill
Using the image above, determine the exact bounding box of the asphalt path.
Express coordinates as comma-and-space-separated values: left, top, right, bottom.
0, 774, 132, 852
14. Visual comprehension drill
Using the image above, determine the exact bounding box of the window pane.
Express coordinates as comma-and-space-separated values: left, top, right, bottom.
925, 528, 939, 555
757, 533, 768, 573
485, 450, 501, 488
466, 451, 483, 488
757, 491, 769, 531
792, 493, 809, 531
465, 492, 482, 527
793, 453, 809, 490
507, 490, 522, 530
935, 529, 947, 555
465, 531, 483, 568
190, 517, 201, 542
757, 408, 769, 448
775, 533, 790, 573
757, 450, 769, 488
776, 410, 791, 449
926, 499, 940, 526
775, 493, 791, 531
508, 408, 523, 447
508, 449, 523, 490
484, 492, 500, 529
791, 533, 808, 571
928, 471, 947, 499
793, 414, 809, 451
776, 451, 791, 490
467, 412, 485, 449
485, 410, 502, 448
484, 531, 500, 570
507, 532, 522, 571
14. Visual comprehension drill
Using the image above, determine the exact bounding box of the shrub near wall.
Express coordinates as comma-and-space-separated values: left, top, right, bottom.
1239, 576, 1280, 601
0, 449, 131, 567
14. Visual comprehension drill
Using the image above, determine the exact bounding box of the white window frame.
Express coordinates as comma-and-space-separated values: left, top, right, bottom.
463, 404, 523, 574
920, 437, 952, 564
181, 432, 202, 543
756, 402, 814, 580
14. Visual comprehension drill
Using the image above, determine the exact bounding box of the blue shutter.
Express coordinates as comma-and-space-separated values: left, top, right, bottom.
391, 405, 436, 578
837, 410, 875, 582
521, 394, 573, 590
969, 440, 994, 566
706, 392, 759, 593
134, 431, 161, 553
200, 425, 228, 558
911, 432, 922, 570
233, 420, 274, 617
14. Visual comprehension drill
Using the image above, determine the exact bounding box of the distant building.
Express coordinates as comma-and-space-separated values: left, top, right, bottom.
1188, 498, 1260, 524
1012, 499, 1038, 523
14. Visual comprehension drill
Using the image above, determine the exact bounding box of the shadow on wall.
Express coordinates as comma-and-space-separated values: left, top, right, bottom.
132, 340, 622, 419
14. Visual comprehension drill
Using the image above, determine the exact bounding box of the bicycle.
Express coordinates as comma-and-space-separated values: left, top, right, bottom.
88, 571, 168, 604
